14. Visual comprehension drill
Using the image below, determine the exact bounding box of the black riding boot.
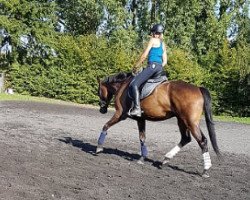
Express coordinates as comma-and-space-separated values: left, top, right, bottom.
130, 87, 141, 117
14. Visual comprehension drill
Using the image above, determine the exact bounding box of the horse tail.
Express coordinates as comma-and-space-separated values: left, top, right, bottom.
199, 87, 221, 156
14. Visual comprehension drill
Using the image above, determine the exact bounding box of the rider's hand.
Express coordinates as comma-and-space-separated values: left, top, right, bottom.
132, 67, 139, 75
132, 66, 142, 76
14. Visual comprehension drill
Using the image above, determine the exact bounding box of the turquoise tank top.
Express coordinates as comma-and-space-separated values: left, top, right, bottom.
148, 42, 163, 64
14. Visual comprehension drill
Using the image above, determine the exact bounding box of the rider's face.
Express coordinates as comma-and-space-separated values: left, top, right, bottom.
153, 32, 162, 38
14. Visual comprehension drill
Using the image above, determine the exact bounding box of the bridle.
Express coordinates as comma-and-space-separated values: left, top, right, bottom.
99, 98, 107, 108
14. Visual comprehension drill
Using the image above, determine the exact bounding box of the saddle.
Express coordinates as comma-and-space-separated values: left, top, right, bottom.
128, 75, 168, 100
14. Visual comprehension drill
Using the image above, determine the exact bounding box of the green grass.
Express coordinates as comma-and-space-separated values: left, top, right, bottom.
213, 115, 250, 124
0, 93, 249, 124
0, 93, 67, 104
0, 93, 96, 108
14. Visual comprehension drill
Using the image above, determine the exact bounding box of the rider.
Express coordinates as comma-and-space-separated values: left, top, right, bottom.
129, 24, 167, 117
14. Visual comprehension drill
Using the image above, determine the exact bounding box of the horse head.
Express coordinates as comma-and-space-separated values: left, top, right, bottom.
97, 72, 132, 114
97, 78, 112, 114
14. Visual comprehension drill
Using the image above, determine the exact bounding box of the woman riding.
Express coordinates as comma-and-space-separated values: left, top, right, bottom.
129, 24, 167, 117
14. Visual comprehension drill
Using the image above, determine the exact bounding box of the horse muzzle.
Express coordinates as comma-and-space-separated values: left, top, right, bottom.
99, 106, 108, 114
99, 100, 108, 114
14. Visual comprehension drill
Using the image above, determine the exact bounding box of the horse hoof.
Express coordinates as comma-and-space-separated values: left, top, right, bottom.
96, 146, 103, 154
202, 170, 210, 178
137, 157, 145, 165
162, 157, 170, 165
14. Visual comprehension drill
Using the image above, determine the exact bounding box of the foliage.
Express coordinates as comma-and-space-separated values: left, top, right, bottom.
9, 34, 138, 104
166, 48, 207, 85
56, 0, 103, 35
0, 0, 249, 116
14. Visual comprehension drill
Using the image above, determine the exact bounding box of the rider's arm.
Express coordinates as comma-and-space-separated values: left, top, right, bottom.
162, 43, 167, 67
132, 38, 154, 72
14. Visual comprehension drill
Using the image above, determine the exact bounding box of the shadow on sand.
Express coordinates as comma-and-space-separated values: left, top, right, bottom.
58, 136, 140, 159
58, 137, 200, 176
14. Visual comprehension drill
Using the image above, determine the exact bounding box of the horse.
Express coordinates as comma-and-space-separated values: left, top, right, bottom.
96, 72, 220, 178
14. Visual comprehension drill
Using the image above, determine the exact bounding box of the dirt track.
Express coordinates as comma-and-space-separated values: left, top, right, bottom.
0, 101, 249, 200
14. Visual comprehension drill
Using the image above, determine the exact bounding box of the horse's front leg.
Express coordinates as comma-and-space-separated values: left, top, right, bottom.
96, 112, 122, 154
137, 118, 148, 164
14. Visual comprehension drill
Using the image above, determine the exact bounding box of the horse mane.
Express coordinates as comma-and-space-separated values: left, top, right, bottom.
103, 72, 132, 84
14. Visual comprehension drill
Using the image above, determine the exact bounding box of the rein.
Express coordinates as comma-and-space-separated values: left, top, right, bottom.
103, 72, 132, 85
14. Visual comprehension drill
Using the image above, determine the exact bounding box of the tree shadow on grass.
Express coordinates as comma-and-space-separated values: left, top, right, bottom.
58, 137, 200, 176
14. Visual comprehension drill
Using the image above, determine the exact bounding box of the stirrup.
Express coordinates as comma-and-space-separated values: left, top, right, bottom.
129, 107, 141, 117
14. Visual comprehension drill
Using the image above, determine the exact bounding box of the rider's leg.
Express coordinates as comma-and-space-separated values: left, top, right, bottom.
129, 81, 141, 117
129, 64, 162, 116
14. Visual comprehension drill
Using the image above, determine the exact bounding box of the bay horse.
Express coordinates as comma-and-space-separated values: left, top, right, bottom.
96, 72, 220, 177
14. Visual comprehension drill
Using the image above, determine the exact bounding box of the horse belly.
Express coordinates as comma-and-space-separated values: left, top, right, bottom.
141, 95, 172, 119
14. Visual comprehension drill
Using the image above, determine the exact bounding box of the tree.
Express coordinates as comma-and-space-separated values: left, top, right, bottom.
0, 0, 249, 116
0, 0, 58, 66
56, 0, 103, 35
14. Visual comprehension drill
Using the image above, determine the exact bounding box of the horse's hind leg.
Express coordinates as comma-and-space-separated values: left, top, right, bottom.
137, 118, 148, 164
189, 124, 212, 178
163, 119, 191, 164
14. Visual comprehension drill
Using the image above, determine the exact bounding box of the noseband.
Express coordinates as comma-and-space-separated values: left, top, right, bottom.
99, 99, 107, 108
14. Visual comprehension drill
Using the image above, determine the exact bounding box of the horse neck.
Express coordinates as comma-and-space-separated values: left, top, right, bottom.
107, 78, 131, 96
107, 82, 124, 95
